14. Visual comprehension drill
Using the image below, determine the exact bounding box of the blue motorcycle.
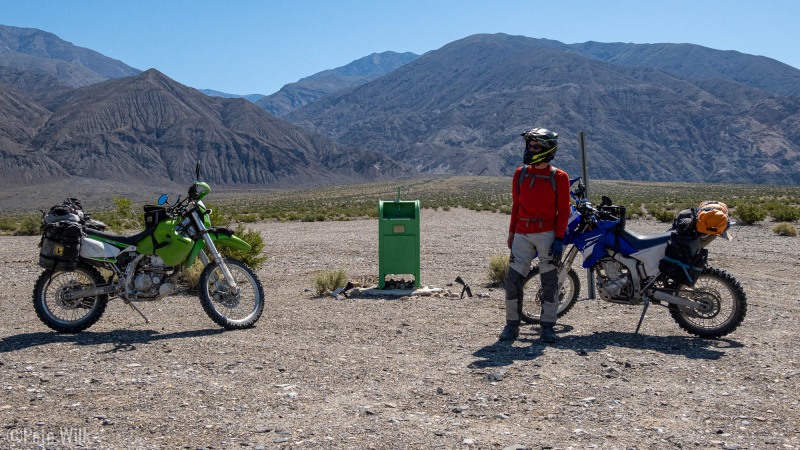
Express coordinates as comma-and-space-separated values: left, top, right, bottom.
520, 178, 747, 338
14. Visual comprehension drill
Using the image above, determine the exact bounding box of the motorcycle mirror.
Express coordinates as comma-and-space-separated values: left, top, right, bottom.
195, 161, 201, 181
601, 196, 613, 207
157, 194, 168, 205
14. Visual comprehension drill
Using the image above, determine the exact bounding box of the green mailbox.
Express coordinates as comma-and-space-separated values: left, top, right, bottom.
378, 199, 420, 289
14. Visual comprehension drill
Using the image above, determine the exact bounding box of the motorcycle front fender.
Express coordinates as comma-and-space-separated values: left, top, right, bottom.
210, 231, 251, 251
184, 228, 251, 268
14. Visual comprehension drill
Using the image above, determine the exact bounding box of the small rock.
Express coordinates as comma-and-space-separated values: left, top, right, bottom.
487, 370, 506, 382
254, 426, 272, 433
272, 437, 289, 443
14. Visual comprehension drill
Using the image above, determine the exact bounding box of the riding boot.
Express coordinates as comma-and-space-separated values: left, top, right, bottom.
540, 323, 558, 344
499, 320, 520, 341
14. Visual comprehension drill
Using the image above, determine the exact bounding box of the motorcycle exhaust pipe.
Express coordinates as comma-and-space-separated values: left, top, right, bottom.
62, 284, 119, 300
652, 290, 701, 309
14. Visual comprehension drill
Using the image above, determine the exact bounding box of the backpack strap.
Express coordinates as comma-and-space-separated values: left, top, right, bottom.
517, 165, 558, 196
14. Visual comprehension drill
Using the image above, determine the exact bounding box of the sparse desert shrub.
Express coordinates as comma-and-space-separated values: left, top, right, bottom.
181, 259, 204, 288
313, 268, 347, 297
652, 209, 675, 223
93, 196, 144, 232
767, 204, 800, 222
772, 222, 798, 237
734, 204, 767, 225
488, 254, 509, 285
13, 214, 42, 236
218, 223, 268, 270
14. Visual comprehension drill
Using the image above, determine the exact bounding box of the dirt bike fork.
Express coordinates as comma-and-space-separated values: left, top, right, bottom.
192, 211, 238, 290
557, 246, 579, 284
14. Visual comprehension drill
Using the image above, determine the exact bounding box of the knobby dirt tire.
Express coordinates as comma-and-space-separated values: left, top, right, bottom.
520, 266, 581, 324
32, 263, 108, 333
669, 266, 747, 338
199, 258, 265, 330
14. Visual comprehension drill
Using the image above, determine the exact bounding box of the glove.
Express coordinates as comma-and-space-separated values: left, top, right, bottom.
507, 232, 514, 249
550, 238, 563, 263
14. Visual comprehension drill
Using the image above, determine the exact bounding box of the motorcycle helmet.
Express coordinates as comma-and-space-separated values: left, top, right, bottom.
521, 128, 558, 165
696, 201, 730, 235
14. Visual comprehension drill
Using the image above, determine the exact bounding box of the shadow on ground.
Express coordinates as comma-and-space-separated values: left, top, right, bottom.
469, 324, 744, 369
0, 328, 225, 354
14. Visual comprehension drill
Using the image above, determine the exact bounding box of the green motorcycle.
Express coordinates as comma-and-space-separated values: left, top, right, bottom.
33, 167, 265, 333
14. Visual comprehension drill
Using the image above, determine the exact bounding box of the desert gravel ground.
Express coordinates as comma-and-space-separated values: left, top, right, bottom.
0, 208, 798, 449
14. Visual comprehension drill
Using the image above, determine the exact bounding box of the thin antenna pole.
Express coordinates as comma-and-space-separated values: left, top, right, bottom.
579, 131, 596, 300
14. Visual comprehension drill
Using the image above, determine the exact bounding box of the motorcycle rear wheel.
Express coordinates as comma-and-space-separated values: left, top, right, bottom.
520, 266, 581, 324
669, 266, 747, 338
32, 263, 108, 333
199, 258, 264, 329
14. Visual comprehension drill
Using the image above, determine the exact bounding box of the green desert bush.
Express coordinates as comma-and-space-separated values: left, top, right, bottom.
652, 209, 676, 223
767, 204, 800, 222
313, 268, 347, 297
734, 204, 767, 225
217, 223, 268, 270
181, 259, 204, 288
488, 254, 509, 286
13, 214, 42, 236
772, 222, 798, 237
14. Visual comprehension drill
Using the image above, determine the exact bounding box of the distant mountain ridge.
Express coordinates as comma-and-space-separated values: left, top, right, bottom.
1, 26, 799, 188
256, 51, 420, 116
570, 41, 800, 97
0, 24, 140, 87
286, 33, 800, 184
0, 68, 410, 188
200, 89, 265, 103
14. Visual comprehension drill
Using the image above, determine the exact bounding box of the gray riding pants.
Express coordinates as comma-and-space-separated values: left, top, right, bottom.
504, 231, 559, 325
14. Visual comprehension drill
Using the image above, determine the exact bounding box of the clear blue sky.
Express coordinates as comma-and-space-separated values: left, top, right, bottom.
3, 0, 798, 95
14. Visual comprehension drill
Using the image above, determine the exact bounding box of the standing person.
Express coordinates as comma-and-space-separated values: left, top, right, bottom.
500, 128, 571, 343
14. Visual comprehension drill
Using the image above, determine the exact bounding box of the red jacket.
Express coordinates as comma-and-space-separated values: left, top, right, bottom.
509, 165, 571, 238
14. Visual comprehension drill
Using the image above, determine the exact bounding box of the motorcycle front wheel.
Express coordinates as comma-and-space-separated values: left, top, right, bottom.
32, 263, 108, 333
198, 258, 264, 329
520, 266, 581, 324
669, 266, 747, 338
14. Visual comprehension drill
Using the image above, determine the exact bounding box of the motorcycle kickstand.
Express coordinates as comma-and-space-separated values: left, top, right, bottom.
123, 299, 150, 324
634, 296, 650, 335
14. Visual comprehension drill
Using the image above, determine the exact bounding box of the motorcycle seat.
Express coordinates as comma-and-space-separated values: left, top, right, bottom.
620, 229, 671, 251
85, 227, 153, 247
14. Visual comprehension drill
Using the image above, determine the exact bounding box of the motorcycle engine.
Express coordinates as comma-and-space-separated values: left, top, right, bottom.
595, 257, 634, 304
133, 256, 168, 297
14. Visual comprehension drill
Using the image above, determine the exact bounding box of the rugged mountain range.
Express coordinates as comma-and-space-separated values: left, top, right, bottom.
0, 68, 409, 188
1, 26, 799, 188
0, 25, 140, 87
570, 41, 800, 97
286, 34, 800, 184
256, 51, 420, 116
